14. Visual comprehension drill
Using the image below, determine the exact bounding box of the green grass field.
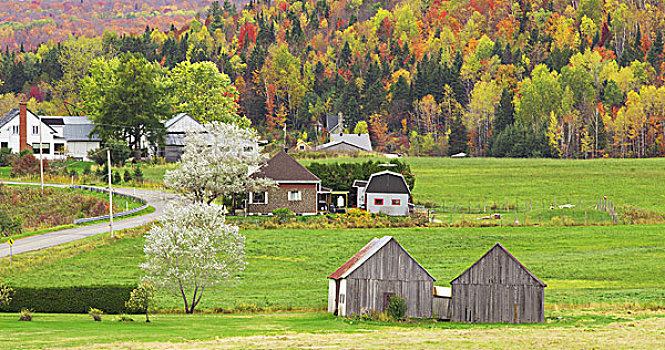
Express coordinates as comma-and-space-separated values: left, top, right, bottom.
2, 224, 664, 311
298, 157, 665, 213
2, 310, 663, 350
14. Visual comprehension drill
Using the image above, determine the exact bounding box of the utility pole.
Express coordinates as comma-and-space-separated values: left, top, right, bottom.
39, 115, 44, 193
107, 148, 114, 238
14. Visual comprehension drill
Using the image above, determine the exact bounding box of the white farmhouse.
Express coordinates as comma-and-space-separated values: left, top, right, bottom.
0, 103, 101, 161
357, 170, 411, 216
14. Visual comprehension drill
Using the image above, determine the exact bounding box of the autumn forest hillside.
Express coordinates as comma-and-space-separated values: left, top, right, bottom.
1, 0, 665, 159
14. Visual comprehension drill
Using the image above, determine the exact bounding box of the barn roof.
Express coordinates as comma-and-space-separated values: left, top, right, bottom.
328, 236, 435, 281
330, 133, 373, 151
451, 243, 547, 287
251, 150, 320, 183
364, 170, 411, 195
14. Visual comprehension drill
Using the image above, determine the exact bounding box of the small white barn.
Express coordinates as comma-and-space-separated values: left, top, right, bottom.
357, 170, 411, 216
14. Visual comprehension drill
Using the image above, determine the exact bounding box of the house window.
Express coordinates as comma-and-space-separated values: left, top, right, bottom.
288, 190, 302, 201
32, 143, 50, 155
250, 192, 267, 204
374, 198, 384, 206
11, 125, 19, 134
32, 126, 39, 135
392, 199, 401, 205
0, 142, 7, 149
54, 143, 65, 155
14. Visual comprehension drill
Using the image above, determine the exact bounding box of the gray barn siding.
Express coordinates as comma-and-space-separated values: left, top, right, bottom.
451, 246, 545, 323
344, 240, 433, 318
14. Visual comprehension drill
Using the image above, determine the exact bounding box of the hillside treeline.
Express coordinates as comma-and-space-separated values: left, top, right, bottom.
1, 0, 665, 158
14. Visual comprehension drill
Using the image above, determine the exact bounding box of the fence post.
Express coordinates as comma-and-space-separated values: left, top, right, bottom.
483, 199, 486, 213
585, 211, 587, 225
539, 212, 541, 225
563, 212, 566, 226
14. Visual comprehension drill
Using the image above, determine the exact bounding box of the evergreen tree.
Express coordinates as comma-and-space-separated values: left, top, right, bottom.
647, 30, 663, 73
448, 116, 468, 155
493, 89, 515, 134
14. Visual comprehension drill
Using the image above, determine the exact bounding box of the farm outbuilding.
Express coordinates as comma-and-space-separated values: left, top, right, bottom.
450, 243, 546, 323
328, 236, 435, 318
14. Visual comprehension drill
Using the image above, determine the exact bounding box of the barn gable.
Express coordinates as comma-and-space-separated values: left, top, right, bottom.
364, 171, 410, 195
451, 243, 546, 287
328, 236, 435, 282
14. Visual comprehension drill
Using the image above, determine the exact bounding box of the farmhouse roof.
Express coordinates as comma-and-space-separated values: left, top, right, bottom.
328, 236, 435, 280
450, 243, 547, 287
251, 150, 320, 182
0, 108, 59, 134
330, 133, 372, 151
165, 113, 201, 130
364, 170, 410, 195
0, 108, 19, 129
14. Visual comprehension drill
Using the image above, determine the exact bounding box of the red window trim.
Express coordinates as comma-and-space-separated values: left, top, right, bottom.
374, 198, 384, 205
392, 199, 400, 205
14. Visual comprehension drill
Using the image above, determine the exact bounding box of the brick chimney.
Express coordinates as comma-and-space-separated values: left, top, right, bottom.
19, 102, 27, 151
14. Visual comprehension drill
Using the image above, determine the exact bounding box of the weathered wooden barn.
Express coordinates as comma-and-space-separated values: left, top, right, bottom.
450, 243, 546, 323
328, 236, 435, 318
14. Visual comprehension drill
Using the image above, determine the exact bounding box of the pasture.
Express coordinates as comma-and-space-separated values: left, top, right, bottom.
2, 224, 664, 311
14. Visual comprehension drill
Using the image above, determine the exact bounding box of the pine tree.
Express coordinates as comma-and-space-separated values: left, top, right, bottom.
448, 116, 468, 155
647, 30, 663, 73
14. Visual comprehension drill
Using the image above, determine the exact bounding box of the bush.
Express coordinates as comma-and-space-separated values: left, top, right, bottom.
386, 295, 407, 321
113, 314, 134, 322
272, 208, 295, 222
83, 165, 92, 175
10, 153, 48, 176
88, 139, 132, 166
133, 166, 144, 184
113, 171, 121, 184
0, 279, 13, 306
19, 308, 33, 321
0, 147, 13, 167
0, 286, 133, 314
123, 170, 132, 183
89, 307, 103, 321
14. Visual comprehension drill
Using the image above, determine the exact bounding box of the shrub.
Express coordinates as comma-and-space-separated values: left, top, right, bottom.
0, 279, 13, 306
0, 147, 13, 167
386, 295, 407, 321
0, 286, 133, 314
133, 166, 144, 184
83, 165, 92, 175
123, 170, 132, 183
113, 314, 134, 322
10, 153, 48, 176
113, 171, 121, 184
272, 208, 295, 222
18, 308, 33, 322
89, 308, 103, 321
125, 282, 155, 322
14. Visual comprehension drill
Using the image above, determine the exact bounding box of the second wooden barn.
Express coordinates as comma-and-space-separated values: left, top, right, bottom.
328, 236, 435, 318
450, 243, 546, 323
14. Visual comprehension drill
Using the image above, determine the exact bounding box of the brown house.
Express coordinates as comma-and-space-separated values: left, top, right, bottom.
248, 150, 321, 215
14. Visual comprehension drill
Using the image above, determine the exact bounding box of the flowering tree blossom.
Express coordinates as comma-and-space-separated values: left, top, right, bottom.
141, 202, 246, 314
164, 122, 275, 204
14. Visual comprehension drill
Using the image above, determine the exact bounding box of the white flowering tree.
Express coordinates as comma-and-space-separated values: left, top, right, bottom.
164, 122, 274, 205
141, 202, 246, 314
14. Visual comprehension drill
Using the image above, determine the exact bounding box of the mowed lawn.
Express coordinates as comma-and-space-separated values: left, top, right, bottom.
2, 224, 664, 311
1, 310, 664, 349
299, 157, 665, 212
